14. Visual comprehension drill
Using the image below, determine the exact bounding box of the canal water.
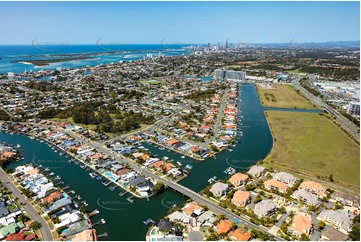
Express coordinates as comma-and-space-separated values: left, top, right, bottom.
0, 83, 311, 240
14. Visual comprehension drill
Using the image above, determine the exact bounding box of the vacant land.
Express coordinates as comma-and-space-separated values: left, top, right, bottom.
257, 84, 317, 109
264, 111, 360, 191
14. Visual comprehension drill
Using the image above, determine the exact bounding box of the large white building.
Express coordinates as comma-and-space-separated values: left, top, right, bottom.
347, 101, 360, 116
213, 69, 246, 82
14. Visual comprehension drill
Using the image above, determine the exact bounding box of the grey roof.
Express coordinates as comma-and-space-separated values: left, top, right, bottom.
254, 200, 277, 217
292, 189, 320, 206
197, 211, 216, 224
129, 177, 147, 187
318, 209, 354, 231
331, 191, 360, 207
321, 225, 348, 241
209, 182, 229, 197
0, 201, 9, 218
273, 172, 299, 185
47, 197, 73, 213
247, 166, 265, 176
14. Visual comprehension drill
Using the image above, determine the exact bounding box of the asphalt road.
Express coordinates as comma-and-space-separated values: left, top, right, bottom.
0, 168, 53, 241
51, 125, 284, 241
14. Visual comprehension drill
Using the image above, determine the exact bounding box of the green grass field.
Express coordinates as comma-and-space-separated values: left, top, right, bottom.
257, 84, 317, 109
140, 79, 164, 85
264, 111, 360, 191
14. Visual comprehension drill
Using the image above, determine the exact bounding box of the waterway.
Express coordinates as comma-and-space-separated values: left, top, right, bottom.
0, 83, 319, 240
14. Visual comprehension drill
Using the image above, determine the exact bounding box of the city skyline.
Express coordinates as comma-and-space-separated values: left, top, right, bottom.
0, 1, 359, 45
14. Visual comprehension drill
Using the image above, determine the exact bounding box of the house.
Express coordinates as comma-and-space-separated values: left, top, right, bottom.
72, 229, 97, 241
0, 201, 10, 218
229, 228, 251, 241
273, 172, 299, 187
182, 202, 203, 216
331, 191, 360, 207
209, 182, 229, 197
231, 191, 251, 207
292, 189, 320, 206
215, 219, 232, 235
288, 214, 313, 237
62, 220, 92, 237
229, 173, 249, 187
41, 191, 62, 204
247, 165, 265, 178
253, 200, 277, 218
5, 232, 35, 241
299, 181, 327, 197
0, 222, 24, 239
264, 179, 289, 193
317, 209, 354, 233
320, 225, 348, 241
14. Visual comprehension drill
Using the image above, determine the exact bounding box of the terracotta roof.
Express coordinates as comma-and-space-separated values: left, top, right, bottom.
116, 168, 130, 176
232, 191, 250, 206
166, 139, 179, 146
300, 181, 326, 195
72, 229, 97, 241
182, 202, 203, 215
264, 179, 289, 193
229, 228, 251, 241
288, 214, 312, 236
229, 173, 249, 185
216, 219, 232, 235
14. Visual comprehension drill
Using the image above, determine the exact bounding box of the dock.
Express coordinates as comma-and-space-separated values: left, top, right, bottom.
118, 191, 128, 197
126, 196, 134, 203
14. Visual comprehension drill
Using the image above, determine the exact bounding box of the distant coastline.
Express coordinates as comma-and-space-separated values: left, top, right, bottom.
12, 56, 94, 66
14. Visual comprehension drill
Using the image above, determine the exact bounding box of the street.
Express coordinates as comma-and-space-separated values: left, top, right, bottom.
0, 168, 53, 241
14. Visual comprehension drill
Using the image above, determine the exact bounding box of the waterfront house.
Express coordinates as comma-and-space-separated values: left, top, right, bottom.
288, 214, 313, 238
231, 190, 251, 207
40, 191, 62, 204
71, 229, 97, 241
317, 209, 354, 233
209, 182, 229, 197
253, 200, 277, 218
247, 166, 265, 178
62, 220, 92, 237
300, 181, 327, 197
215, 219, 232, 235
291, 189, 320, 206
273, 172, 300, 187
229, 173, 249, 187
182, 202, 204, 216
229, 228, 251, 241
264, 179, 289, 193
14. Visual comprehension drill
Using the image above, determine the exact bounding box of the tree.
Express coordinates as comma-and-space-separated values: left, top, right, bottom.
29, 221, 41, 230
318, 221, 326, 230
329, 174, 334, 182
299, 233, 310, 241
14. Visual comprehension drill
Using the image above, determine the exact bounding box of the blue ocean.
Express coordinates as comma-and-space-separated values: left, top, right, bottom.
0, 44, 191, 74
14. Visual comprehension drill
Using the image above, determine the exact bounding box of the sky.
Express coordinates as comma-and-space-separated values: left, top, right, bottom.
0, 1, 359, 45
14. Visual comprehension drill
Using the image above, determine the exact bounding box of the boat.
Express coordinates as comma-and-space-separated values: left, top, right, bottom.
89, 173, 96, 178
208, 176, 217, 184
45, 168, 50, 171
80, 165, 85, 169
96, 176, 102, 180
185, 164, 193, 170
163, 156, 169, 160
228, 149, 233, 152
109, 186, 116, 191
100, 218, 106, 224
89, 209, 99, 217
56, 175, 61, 180
49, 172, 54, 176
181, 156, 185, 159
176, 161, 183, 166
16, 144, 21, 148
143, 218, 155, 225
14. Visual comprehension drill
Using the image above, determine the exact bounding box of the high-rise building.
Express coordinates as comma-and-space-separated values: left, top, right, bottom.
213, 69, 246, 82
347, 102, 360, 116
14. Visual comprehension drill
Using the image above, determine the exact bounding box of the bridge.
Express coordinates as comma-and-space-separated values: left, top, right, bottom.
43, 125, 284, 240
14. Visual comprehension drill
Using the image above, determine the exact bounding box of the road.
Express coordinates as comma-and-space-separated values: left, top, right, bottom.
207, 88, 229, 143
0, 168, 53, 241
291, 78, 359, 142
48, 125, 283, 241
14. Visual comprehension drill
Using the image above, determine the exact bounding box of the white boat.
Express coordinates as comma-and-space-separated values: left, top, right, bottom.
185, 164, 193, 169
176, 161, 183, 166
16, 144, 21, 148
181, 156, 185, 158
89, 173, 96, 178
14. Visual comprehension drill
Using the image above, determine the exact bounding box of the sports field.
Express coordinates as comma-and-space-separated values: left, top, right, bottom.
257, 84, 317, 109
264, 111, 360, 191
